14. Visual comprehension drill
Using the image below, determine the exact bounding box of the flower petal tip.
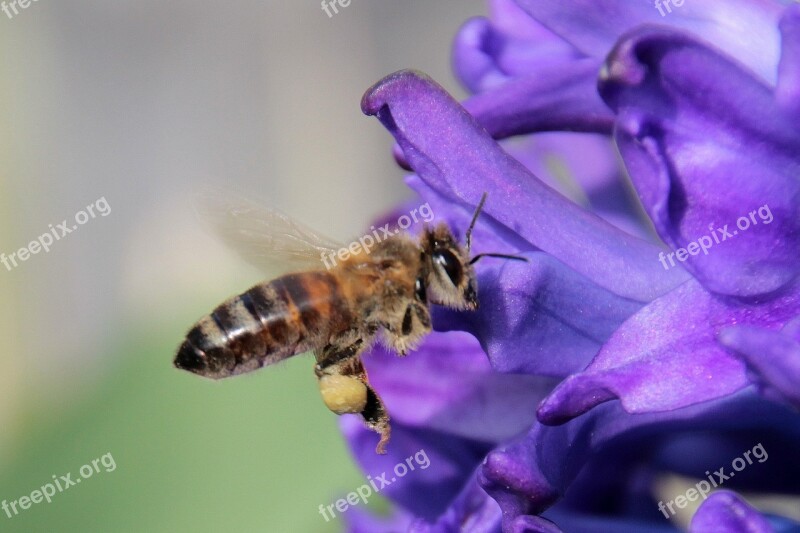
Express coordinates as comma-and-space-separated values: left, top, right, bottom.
599, 33, 648, 89
536, 375, 617, 425
689, 491, 773, 533
361, 69, 437, 117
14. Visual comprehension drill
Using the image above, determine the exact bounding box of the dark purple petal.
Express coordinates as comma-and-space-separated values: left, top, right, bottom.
482, 392, 799, 529
347, 6, 800, 532
362, 70, 690, 302
512, 0, 784, 83
341, 332, 546, 519
408, 477, 502, 533
342, 416, 490, 521
537, 278, 800, 425
599, 27, 800, 297
689, 491, 773, 533
719, 322, 800, 408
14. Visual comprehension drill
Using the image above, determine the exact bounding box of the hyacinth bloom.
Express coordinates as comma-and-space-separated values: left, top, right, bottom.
342, 1, 800, 532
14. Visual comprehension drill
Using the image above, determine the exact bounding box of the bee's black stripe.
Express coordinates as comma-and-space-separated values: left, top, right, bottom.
211, 305, 234, 342
187, 325, 214, 353
275, 274, 324, 334
320, 274, 354, 331
239, 291, 261, 324
244, 284, 291, 346
245, 285, 279, 325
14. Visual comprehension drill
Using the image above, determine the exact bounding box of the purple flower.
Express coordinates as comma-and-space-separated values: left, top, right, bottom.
342, 1, 800, 531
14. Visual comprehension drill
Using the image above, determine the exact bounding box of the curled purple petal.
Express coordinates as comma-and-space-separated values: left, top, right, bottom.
452, 0, 577, 93
599, 27, 800, 297
451, 1, 612, 137
453, 16, 506, 93
538, 279, 800, 425
689, 490, 773, 533
362, 69, 689, 302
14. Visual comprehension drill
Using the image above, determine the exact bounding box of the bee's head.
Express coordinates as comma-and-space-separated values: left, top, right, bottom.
421, 224, 479, 310
420, 193, 526, 311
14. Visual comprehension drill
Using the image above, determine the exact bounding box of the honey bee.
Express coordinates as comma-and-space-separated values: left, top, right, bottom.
174, 192, 523, 453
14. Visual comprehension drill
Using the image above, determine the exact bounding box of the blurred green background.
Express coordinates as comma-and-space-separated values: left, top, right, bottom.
0, 1, 484, 531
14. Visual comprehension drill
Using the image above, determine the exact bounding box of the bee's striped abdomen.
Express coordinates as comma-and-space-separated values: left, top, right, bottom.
174, 272, 352, 379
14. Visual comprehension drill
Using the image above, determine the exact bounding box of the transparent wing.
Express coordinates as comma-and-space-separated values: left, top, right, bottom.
195, 187, 342, 274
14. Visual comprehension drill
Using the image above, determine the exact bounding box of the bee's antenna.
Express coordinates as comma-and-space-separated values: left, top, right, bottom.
464, 192, 528, 265
469, 253, 528, 265
465, 192, 488, 254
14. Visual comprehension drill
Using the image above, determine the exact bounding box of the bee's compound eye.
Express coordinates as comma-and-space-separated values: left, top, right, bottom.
318, 374, 368, 415
433, 249, 463, 286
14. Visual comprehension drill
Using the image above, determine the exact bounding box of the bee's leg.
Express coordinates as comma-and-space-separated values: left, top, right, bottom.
340, 357, 390, 454
385, 302, 432, 356
314, 339, 391, 454
314, 339, 367, 415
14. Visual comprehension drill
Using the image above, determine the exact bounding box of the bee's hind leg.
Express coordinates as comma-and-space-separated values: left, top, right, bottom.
315, 340, 391, 454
